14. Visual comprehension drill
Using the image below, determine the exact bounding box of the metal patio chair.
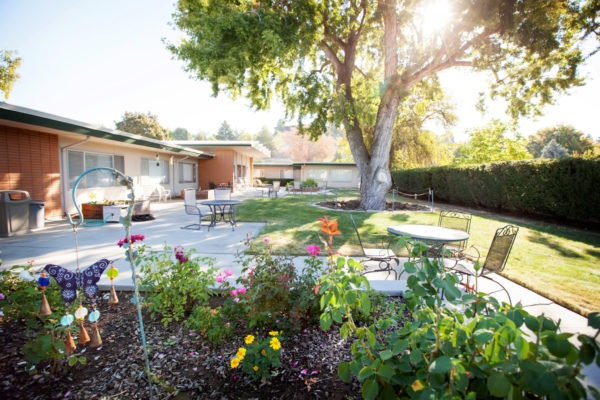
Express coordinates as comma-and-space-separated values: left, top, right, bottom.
269, 181, 281, 198
181, 188, 211, 230
213, 188, 234, 224
450, 224, 519, 305
350, 215, 399, 279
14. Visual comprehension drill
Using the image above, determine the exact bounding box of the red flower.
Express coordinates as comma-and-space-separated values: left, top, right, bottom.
318, 216, 341, 236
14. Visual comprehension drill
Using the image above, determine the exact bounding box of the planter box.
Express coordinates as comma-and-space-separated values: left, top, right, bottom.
82, 203, 103, 219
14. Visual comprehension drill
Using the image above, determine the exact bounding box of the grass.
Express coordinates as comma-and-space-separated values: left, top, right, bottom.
236, 190, 600, 316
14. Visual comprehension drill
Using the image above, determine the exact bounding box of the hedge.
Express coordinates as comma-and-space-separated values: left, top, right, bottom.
391, 157, 600, 224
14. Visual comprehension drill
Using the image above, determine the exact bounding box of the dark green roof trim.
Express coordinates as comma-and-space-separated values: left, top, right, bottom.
0, 103, 213, 159
254, 162, 357, 167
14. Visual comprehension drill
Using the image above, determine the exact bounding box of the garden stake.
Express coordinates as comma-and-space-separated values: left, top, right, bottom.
107, 264, 119, 306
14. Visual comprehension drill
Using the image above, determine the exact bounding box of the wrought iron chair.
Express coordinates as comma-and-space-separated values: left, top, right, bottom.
350, 215, 399, 279
438, 210, 471, 251
450, 225, 519, 305
181, 189, 211, 230
212, 188, 234, 225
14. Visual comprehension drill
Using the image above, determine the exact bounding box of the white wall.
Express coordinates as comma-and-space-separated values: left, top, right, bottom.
58, 137, 198, 213
302, 165, 360, 188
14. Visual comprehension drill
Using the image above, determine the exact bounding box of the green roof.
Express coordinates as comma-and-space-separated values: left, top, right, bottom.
0, 103, 213, 159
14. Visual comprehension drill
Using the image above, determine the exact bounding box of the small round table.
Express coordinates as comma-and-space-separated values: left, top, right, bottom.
388, 224, 469, 259
200, 200, 242, 230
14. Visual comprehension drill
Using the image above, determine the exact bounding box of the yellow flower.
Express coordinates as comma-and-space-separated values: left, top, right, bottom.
261, 349, 266, 355
269, 337, 281, 351
236, 347, 246, 360
268, 331, 279, 336
230, 357, 240, 369
244, 334, 254, 345
253, 365, 259, 372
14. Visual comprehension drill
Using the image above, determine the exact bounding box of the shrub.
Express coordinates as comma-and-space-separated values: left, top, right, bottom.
139, 245, 217, 326
391, 157, 600, 224
230, 332, 283, 380
301, 177, 318, 187
319, 238, 600, 399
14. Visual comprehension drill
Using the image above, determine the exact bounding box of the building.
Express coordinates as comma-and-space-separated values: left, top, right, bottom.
0, 103, 268, 218
253, 162, 360, 188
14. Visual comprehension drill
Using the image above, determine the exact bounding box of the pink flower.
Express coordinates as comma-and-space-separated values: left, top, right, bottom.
301, 369, 307, 375
233, 297, 240, 303
292, 361, 299, 367
224, 269, 233, 277
311, 370, 318, 375
264, 237, 270, 243
249, 268, 254, 275
306, 245, 320, 256
0, 293, 5, 300
190, 269, 195, 274
231, 290, 238, 296
215, 274, 224, 283
334, 252, 343, 256
238, 286, 246, 294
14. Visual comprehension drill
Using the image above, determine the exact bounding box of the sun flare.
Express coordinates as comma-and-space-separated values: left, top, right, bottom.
420, 0, 452, 39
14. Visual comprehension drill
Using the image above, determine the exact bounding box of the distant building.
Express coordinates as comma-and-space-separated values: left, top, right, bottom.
253, 162, 359, 188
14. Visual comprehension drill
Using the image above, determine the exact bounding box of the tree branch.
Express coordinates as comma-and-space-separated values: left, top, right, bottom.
319, 41, 344, 76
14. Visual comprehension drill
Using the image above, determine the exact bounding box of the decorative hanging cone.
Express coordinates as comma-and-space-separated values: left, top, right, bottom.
90, 323, 102, 348
78, 319, 90, 345
108, 284, 119, 305
39, 291, 52, 317
64, 329, 77, 357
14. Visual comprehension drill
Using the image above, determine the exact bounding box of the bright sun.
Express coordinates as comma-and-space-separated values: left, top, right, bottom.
420, 0, 452, 39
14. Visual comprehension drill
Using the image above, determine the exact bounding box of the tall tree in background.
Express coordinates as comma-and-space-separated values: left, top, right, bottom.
115, 111, 168, 140
454, 119, 531, 165
215, 121, 238, 140
0, 50, 22, 100
390, 79, 455, 169
527, 125, 594, 157
169, 0, 596, 209
278, 128, 337, 162
541, 139, 569, 158
169, 127, 192, 140
255, 126, 276, 153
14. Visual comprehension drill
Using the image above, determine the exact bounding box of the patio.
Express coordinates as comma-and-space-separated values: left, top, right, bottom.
0, 191, 598, 388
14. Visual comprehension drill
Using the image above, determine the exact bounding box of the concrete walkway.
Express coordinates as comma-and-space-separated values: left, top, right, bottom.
0, 190, 598, 389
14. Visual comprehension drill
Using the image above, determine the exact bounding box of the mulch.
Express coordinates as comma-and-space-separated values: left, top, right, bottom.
0, 292, 379, 399
317, 199, 429, 211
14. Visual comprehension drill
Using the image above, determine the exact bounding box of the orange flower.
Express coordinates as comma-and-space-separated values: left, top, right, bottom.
318, 216, 341, 236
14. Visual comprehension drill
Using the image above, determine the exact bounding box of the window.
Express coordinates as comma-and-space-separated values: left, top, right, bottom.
141, 158, 170, 184
178, 162, 196, 183
67, 150, 124, 188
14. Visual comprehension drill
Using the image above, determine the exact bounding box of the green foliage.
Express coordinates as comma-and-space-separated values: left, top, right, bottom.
0, 50, 22, 99
392, 157, 600, 224
301, 177, 318, 187
527, 124, 594, 158
454, 119, 532, 165
0, 265, 85, 372
254, 126, 276, 154
139, 245, 217, 326
169, 127, 192, 140
185, 306, 234, 346
542, 139, 569, 159
231, 333, 283, 380
215, 121, 238, 141
115, 111, 168, 140
234, 239, 325, 332
319, 241, 600, 399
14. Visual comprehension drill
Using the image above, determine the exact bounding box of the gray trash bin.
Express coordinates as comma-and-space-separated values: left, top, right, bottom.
30, 200, 45, 229
0, 190, 31, 237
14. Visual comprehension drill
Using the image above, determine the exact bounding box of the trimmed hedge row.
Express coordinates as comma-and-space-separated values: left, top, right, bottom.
391, 157, 600, 224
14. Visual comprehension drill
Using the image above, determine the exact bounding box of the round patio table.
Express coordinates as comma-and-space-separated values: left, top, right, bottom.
387, 224, 469, 243
200, 200, 242, 230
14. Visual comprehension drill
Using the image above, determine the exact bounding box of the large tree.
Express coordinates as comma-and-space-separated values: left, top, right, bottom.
527, 124, 594, 157
169, 127, 192, 140
169, 0, 596, 209
215, 120, 238, 140
115, 111, 168, 140
0, 50, 22, 100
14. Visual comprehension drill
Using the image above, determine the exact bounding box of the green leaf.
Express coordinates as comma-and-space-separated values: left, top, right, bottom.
338, 361, 351, 382
345, 291, 357, 305
336, 256, 346, 269
319, 312, 332, 330
580, 343, 596, 365
358, 366, 374, 381
360, 292, 371, 315
392, 339, 408, 355
588, 312, 600, 329
546, 334, 572, 357
347, 258, 361, 270
525, 316, 540, 332
366, 330, 376, 347
362, 378, 379, 400
380, 349, 393, 361
332, 308, 344, 324
377, 365, 395, 381
473, 329, 494, 344
68, 356, 76, 367
429, 356, 452, 375
487, 372, 511, 397
515, 336, 530, 359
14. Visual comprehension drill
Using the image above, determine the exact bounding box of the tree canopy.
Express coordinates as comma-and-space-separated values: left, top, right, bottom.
169, 127, 192, 140
254, 126, 276, 153
169, 0, 597, 209
454, 119, 531, 165
0, 50, 22, 100
527, 124, 594, 157
115, 111, 168, 141
215, 121, 238, 140
541, 138, 569, 158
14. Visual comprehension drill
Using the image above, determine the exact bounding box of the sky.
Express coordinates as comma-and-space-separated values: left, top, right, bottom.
1, 0, 599, 142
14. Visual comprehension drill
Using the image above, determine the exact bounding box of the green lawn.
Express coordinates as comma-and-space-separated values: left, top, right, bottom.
236, 190, 600, 316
